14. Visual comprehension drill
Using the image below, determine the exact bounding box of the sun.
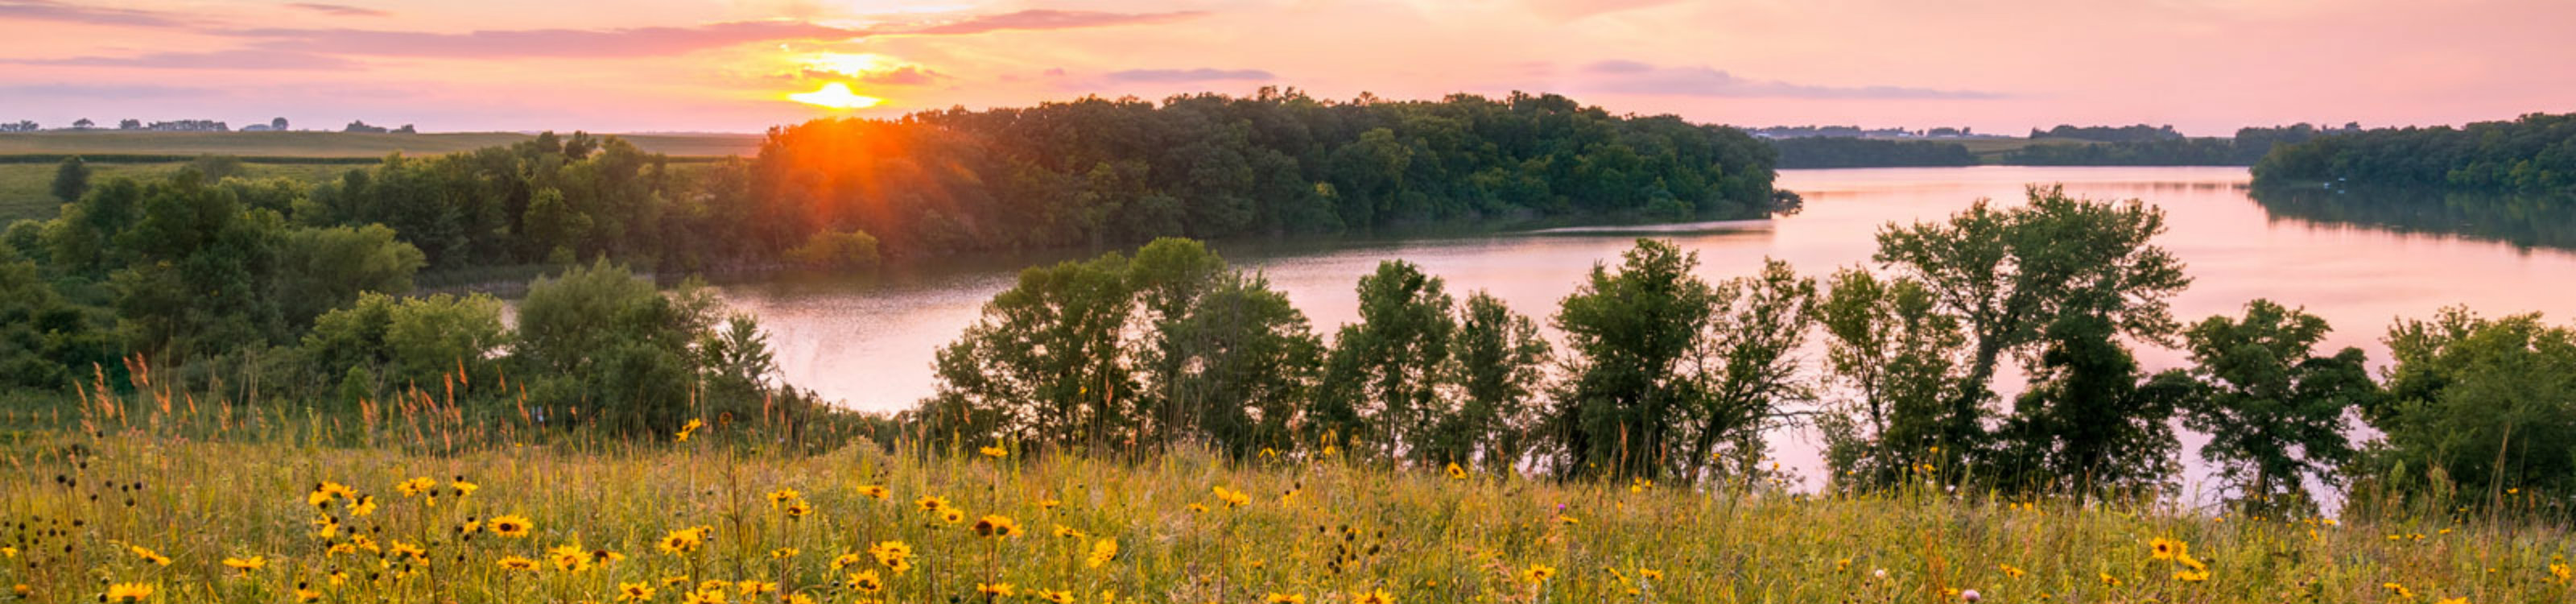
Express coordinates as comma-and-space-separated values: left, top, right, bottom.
789, 82, 884, 110
803, 52, 898, 77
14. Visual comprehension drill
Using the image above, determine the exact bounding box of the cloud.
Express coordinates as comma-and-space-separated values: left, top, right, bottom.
0, 0, 185, 27
14, 49, 361, 70
227, 20, 869, 58
0, 83, 220, 99
286, 2, 390, 18
1106, 68, 1275, 83
902, 9, 1206, 35
1577, 60, 2003, 100
856, 65, 940, 85
1519, 0, 1685, 22
207, 10, 1204, 60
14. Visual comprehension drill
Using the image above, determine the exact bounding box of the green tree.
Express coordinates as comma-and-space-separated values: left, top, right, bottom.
1814, 268, 1965, 486
51, 156, 89, 203
271, 224, 427, 328
514, 260, 719, 432
1682, 259, 1818, 479
1313, 260, 1456, 462
1126, 238, 1232, 447
2361, 308, 2576, 511
1163, 271, 1324, 457
1547, 239, 1715, 481
2174, 299, 2379, 513
921, 252, 1137, 450
1991, 316, 2192, 496
1434, 292, 1551, 470
1871, 185, 2190, 470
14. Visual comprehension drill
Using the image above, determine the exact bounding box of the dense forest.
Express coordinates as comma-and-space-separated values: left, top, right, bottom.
2252, 112, 2576, 192
1770, 137, 1977, 168
0, 90, 1788, 433
2003, 124, 2356, 166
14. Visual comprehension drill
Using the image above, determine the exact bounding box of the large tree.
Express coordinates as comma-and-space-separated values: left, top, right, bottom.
922, 252, 1137, 450
1428, 292, 1551, 470
1313, 260, 1456, 461
1550, 241, 1814, 482
2176, 299, 2379, 513
1815, 268, 1965, 486
1870, 184, 2190, 470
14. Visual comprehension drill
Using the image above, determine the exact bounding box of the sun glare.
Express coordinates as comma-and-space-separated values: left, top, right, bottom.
803, 52, 898, 77
789, 82, 884, 110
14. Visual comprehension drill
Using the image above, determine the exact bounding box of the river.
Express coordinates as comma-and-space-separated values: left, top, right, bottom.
713, 166, 2576, 494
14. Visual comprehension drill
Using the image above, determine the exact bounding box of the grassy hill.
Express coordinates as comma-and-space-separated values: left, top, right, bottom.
0, 130, 762, 159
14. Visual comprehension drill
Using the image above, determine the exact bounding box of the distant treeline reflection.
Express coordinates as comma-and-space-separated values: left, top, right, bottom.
2252, 184, 2576, 251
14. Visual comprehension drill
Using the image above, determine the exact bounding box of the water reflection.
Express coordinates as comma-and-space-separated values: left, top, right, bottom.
2251, 185, 2576, 252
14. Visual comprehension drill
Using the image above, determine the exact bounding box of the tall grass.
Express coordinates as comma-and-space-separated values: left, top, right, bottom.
2, 370, 2570, 604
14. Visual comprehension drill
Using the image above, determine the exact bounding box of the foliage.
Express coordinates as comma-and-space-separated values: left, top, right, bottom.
758, 89, 1783, 258
1814, 268, 1964, 486
300, 292, 509, 395
1546, 241, 1816, 482
1313, 260, 1457, 462
782, 229, 881, 271
2254, 112, 2576, 193
1770, 137, 1976, 168
2174, 299, 2379, 513
514, 260, 727, 432
50, 155, 87, 203
1990, 315, 2191, 495
2359, 308, 2576, 508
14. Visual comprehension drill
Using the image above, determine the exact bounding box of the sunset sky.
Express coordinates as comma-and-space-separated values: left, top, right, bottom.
2, 0, 2570, 135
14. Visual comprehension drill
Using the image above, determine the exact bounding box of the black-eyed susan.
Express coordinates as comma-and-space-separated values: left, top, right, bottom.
1212, 486, 1251, 508
736, 581, 778, 598
2099, 573, 2121, 586
681, 588, 724, 604
1446, 463, 1468, 480
2149, 537, 2186, 561
1037, 589, 1076, 603
916, 495, 948, 513
103, 582, 153, 603
129, 545, 171, 566
2384, 582, 2415, 598
832, 552, 866, 570
489, 515, 533, 538
974, 515, 1021, 538
1266, 593, 1308, 603
1356, 589, 1395, 604
770, 547, 799, 559
1085, 539, 1118, 569
616, 582, 656, 602
2174, 568, 2211, 582
1054, 524, 1086, 539
2000, 564, 2026, 579
856, 485, 890, 500
497, 556, 539, 572
782, 499, 812, 519
979, 445, 1009, 458
844, 570, 884, 594
976, 582, 1014, 598
869, 540, 914, 573
939, 508, 966, 524
549, 544, 588, 571
767, 488, 800, 506
1522, 564, 1558, 582
658, 527, 710, 556
675, 418, 704, 442
221, 556, 264, 574
450, 477, 480, 498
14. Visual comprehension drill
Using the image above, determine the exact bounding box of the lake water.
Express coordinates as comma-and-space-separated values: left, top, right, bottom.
715, 166, 2576, 494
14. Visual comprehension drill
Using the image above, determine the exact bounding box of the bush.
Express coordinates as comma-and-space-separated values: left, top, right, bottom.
784, 229, 881, 271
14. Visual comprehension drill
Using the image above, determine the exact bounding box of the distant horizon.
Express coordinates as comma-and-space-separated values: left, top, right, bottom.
0, 87, 2487, 139
4, 1, 2571, 137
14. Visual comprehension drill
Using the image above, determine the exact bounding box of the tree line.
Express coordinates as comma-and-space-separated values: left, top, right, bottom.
1765, 124, 2360, 169
916, 186, 2576, 516
2253, 112, 2576, 193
